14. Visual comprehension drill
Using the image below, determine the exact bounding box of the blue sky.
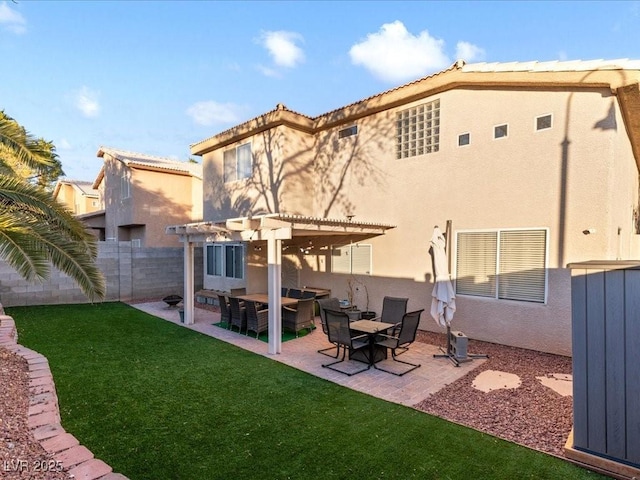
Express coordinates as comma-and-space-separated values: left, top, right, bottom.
2, 1, 640, 182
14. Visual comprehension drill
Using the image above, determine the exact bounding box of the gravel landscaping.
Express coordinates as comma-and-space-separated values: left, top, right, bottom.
0, 348, 69, 480
415, 330, 573, 457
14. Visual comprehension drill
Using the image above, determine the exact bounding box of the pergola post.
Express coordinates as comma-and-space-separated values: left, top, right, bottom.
267, 234, 282, 354
183, 239, 195, 325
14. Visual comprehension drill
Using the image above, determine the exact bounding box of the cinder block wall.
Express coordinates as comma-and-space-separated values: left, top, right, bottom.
0, 241, 203, 307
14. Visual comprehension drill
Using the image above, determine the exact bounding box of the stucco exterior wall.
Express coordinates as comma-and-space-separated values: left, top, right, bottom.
202, 125, 315, 221
101, 156, 202, 247
198, 85, 639, 356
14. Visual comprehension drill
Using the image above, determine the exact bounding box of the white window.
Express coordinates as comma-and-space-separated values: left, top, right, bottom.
223, 142, 252, 183
536, 114, 553, 131
331, 244, 372, 275
396, 99, 440, 159
121, 173, 131, 199
338, 126, 358, 139
455, 228, 547, 303
494, 124, 508, 139
206, 243, 244, 279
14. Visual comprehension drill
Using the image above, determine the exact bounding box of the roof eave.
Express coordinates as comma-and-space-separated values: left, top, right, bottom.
191, 109, 315, 156
617, 82, 640, 172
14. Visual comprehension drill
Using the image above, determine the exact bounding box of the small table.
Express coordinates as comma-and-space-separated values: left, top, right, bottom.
349, 320, 395, 366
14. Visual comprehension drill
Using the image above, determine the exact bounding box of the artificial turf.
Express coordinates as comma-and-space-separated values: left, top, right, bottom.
9, 302, 607, 480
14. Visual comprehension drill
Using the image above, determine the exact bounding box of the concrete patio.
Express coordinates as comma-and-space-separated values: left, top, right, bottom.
130, 301, 484, 407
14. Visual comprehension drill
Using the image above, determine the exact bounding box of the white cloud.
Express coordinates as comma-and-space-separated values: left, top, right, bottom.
0, 1, 26, 34
73, 86, 100, 118
349, 21, 451, 83
186, 101, 243, 126
455, 41, 486, 63
256, 64, 281, 78
259, 30, 305, 68
58, 138, 72, 150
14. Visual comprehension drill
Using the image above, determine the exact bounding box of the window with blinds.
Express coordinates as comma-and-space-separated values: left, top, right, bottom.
331, 244, 372, 275
455, 229, 547, 303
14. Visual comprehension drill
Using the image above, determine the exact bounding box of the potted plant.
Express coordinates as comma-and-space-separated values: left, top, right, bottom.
349, 276, 377, 320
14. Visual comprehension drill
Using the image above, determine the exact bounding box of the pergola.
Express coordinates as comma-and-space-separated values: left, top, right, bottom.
166, 213, 395, 354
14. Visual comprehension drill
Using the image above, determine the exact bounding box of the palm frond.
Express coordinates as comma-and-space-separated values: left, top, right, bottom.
0, 174, 105, 300
0, 111, 54, 172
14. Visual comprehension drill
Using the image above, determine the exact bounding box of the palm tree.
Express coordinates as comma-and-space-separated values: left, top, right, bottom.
0, 111, 105, 301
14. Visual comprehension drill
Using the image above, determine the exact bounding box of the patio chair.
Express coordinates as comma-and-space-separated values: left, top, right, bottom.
281, 287, 289, 297
321, 309, 370, 376
282, 297, 314, 337
229, 296, 247, 333
299, 291, 317, 324
374, 309, 424, 376
378, 296, 408, 334
245, 300, 269, 339
316, 297, 341, 357
217, 294, 231, 328
287, 288, 303, 299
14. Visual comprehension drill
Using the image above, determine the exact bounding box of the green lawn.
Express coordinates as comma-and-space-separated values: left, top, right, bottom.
9, 302, 605, 480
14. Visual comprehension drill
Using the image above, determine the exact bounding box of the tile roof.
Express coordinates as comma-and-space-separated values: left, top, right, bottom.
461, 58, 640, 73
97, 147, 203, 179
191, 58, 640, 155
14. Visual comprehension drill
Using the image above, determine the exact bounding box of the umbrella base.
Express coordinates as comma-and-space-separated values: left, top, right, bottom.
433, 327, 489, 367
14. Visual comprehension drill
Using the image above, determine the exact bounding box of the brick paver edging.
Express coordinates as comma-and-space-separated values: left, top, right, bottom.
0, 310, 128, 480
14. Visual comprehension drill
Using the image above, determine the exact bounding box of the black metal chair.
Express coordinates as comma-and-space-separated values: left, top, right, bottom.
282, 298, 315, 337
245, 300, 269, 339
321, 309, 370, 376
217, 294, 231, 328
316, 297, 341, 357
228, 296, 247, 333
378, 296, 408, 334
281, 287, 289, 297
374, 309, 424, 376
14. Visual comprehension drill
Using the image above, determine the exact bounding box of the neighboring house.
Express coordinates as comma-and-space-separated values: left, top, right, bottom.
170, 58, 640, 356
52, 179, 102, 215
93, 147, 203, 247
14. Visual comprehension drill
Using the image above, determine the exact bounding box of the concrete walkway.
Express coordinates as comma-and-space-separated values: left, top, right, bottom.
131, 302, 484, 407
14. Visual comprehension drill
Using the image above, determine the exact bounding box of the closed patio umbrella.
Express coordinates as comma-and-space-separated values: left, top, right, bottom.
430, 226, 456, 328
431, 223, 488, 366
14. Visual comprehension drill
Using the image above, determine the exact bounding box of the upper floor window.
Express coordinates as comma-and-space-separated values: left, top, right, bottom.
536, 114, 553, 131
396, 99, 440, 159
121, 173, 131, 199
331, 243, 372, 275
223, 142, 252, 183
458, 132, 470, 147
494, 124, 508, 139
338, 125, 358, 139
455, 228, 547, 303
206, 243, 244, 279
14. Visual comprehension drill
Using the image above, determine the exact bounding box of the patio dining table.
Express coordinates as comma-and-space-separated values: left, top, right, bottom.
237, 293, 299, 307
349, 319, 396, 366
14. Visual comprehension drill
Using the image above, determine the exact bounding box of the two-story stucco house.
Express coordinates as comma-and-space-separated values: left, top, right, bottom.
169, 59, 640, 356
52, 179, 101, 215
89, 147, 203, 247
